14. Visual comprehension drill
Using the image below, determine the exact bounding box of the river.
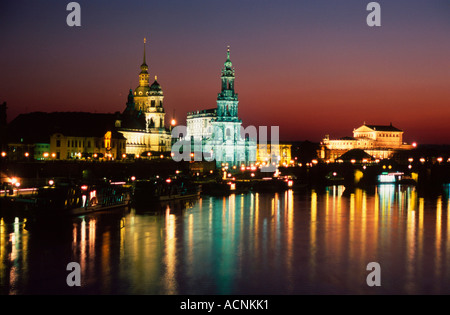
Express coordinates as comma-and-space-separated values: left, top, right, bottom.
1, 184, 450, 295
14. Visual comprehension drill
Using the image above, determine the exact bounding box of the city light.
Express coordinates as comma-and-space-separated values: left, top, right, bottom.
1, 152, 6, 157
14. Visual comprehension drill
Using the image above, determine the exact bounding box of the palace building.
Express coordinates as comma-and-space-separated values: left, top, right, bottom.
320, 123, 414, 161
186, 47, 257, 168
115, 39, 172, 156
6, 112, 126, 161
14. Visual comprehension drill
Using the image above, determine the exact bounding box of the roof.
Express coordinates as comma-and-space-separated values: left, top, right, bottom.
363, 124, 402, 132
7, 112, 124, 144
187, 108, 217, 117
120, 108, 146, 130
337, 149, 374, 161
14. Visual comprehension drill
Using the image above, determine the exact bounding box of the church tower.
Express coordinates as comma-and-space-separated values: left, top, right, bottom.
216, 46, 240, 122
117, 39, 171, 155
211, 47, 247, 167
185, 46, 257, 167
133, 38, 166, 130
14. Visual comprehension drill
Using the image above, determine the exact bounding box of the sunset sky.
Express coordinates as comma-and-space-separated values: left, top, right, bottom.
1, 0, 449, 144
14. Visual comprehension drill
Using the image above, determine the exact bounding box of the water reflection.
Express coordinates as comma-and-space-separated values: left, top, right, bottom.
1, 185, 450, 294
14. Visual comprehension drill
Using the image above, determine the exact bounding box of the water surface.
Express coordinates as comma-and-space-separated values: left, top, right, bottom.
1, 184, 450, 294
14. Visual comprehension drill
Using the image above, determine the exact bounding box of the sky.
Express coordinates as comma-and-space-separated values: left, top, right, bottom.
1, 0, 450, 144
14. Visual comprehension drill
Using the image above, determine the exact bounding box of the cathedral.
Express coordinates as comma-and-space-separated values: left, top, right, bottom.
186, 47, 257, 168
116, 39, 172, 156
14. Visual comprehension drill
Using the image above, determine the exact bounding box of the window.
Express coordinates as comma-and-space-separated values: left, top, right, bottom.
151, 100, 156, 107
87, 141, 91, 148
56, 140, 61, 147
67, 141, 70, 148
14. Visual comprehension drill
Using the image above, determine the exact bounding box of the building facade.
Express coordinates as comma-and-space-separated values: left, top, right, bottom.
257, 143, 292, 167
186, 48, 257, 168
116, 40, 172, 156
6, 112, 126, 161
320, 123, 414, 161
50, 131, 126, 160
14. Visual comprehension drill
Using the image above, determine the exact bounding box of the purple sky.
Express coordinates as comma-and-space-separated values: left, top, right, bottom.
1, 0, 450, 144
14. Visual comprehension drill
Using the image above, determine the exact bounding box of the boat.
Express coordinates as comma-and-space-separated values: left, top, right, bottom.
30, 179, 131, 217
132, 176, 201, 208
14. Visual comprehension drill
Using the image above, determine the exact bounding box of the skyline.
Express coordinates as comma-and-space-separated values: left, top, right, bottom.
1, 1, 450, 144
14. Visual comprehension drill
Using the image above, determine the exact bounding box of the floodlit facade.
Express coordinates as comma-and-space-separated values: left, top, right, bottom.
186, 48, 256, 168
6, 112, 126, 160
320, 123, 414, 161
116, 40, 172, 156
50, 131, 126, 160
257, 143, 292, 167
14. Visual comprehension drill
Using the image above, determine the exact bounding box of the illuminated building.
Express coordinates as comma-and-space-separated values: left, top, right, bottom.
7, 112, 126, 160
186, 47, 257, 168
320, 123, 414, 161
257, 143, 292, 167
116, 39, 172, 155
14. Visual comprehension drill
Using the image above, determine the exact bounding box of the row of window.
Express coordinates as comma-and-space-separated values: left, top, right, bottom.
378, 133, 400, 138
56, 140, 125, 149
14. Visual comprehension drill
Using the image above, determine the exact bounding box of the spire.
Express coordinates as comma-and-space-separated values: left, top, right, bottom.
143, 37, 147, 64
140, 37, 148, 74
224, 45, 233, 71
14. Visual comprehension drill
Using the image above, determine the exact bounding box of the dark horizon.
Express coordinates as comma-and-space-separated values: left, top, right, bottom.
1, 0, 450, 145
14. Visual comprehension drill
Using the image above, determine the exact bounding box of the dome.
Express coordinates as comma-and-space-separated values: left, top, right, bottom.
149, 77, 163, 95
134, 86, 150, 97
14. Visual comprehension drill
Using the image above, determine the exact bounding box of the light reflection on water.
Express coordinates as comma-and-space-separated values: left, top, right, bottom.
1, 184, 450, 294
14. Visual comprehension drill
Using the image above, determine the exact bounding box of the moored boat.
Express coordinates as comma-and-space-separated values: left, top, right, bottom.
30, 179, 131, 218
132, 176, 201, 208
